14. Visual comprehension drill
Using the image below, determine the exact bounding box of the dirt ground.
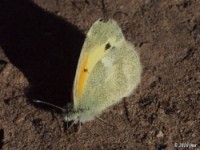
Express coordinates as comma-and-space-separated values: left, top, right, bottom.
0, 0, 199, 149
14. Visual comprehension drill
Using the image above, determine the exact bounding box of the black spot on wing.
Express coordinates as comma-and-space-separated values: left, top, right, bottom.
105, 43, 111, 50
84, 68, 88, 73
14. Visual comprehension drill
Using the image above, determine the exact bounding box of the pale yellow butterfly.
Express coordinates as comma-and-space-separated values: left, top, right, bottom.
64, 18, 142, 123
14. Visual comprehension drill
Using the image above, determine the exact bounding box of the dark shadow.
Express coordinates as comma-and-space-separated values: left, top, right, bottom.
0, 0, 85, 109
0, 129, 3, 149
0, 60, 8, 71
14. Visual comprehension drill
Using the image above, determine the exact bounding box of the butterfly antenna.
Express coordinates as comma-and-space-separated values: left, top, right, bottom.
33, 99, 66, 113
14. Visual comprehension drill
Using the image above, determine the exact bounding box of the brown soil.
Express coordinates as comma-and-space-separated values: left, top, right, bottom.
0, 0, 199, 150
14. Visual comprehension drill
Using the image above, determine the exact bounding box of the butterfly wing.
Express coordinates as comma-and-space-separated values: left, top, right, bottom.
73, 19, 141, 117
73, 19, 120, 106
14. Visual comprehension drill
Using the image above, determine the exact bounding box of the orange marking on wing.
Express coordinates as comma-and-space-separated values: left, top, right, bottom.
77, 55, 88, 97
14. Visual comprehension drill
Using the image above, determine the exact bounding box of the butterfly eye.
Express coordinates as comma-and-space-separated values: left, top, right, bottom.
105, 43, 111, 50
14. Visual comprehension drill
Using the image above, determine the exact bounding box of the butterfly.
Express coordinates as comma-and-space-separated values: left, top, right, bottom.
63, 18, 142, 123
